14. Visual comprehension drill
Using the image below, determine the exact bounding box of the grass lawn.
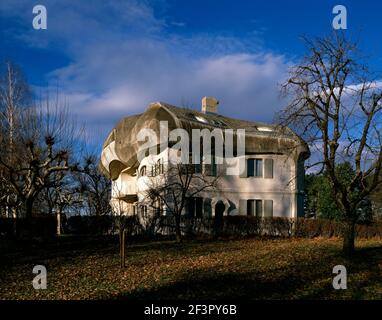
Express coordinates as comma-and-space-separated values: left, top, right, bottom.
0, 236, 381, 300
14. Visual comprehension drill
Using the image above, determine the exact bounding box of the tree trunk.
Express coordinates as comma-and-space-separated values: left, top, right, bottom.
175, 215, 182, 243
11, 207, 17, 237
122, 229, 126, 268
343, 220, 355, 257
56, 209, 61, 236
120, 229, 126, 268
119, 231, 121, 263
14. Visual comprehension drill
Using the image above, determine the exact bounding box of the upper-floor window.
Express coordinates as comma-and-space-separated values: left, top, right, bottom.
140, 165, 146, 177
245, 158, 273, 178
209, 153, 217, 176
247, 159, 263, 177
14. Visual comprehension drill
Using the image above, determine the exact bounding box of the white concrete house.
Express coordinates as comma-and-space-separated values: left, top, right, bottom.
100, 97, 310, 221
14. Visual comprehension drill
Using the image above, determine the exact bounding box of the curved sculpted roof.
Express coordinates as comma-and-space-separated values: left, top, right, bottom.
100, 102, 310, 179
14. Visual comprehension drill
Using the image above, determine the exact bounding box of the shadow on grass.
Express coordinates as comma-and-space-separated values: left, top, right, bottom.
299, 245, 382, 300
0, 235, 244, 269
0, 235, 118, 268
117, 245, 382, 300
1, 235, 381, 300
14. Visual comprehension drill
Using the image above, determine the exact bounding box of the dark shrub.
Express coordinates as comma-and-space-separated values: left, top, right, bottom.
66, 215, 112, 235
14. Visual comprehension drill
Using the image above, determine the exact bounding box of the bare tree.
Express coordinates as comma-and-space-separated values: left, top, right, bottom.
110, 182, 132, 268
277, 33, 382, 256
0, 62, 31, 223
79, 155, 111, 217
0, 62, 31, 150
40, 176, 82, 235
0, 99, 81, 222
144, 159, 220, 243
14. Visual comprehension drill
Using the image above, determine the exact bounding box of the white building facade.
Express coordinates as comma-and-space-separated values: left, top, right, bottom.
100, 97, 310, 220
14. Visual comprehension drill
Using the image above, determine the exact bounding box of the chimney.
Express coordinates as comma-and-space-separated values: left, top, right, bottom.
201, 96, 219, 114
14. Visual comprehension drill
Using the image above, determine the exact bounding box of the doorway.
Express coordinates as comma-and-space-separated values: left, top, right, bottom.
214, 200, 225, 236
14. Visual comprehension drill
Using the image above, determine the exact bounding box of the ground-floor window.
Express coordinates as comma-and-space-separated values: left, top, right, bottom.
244, 199, 273, 217
247, 199, 263, 217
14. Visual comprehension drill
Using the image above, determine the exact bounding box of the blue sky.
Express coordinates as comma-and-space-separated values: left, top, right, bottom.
1, 0, 382, 152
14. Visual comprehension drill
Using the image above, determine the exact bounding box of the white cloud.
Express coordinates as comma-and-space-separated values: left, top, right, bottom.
51, 46, 290, 145
2, 0, 291, 149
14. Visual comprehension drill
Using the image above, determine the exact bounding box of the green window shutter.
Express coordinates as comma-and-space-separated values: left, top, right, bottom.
264, 159, 274, 179
239, 199, 247, 215
264, 200, 273, 217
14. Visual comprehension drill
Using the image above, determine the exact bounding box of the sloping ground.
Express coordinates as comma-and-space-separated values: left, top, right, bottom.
0, 236, 381, 299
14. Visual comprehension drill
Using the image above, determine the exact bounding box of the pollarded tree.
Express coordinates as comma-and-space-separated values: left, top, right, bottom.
0, 102, 81, 221
278, 33, 382, 256
40, 174, 82, 235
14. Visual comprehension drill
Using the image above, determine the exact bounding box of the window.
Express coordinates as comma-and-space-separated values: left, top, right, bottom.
255, 159, 263, 177
205, 162, 217, 176
257, 126, 273, 132
247, 159, 254, 177
210, 119, 227, 127
187, 153, 199, 174
194, 115, 208, 124
247, 200, 254, 216
206, 139, 217, 176
153, 158, 164, 176
247, 199, 263, 217
255, 200, 263, 217
247, 159, 263, 177
194, 141, 203, 174
211, 154, 217, 176
139, 166, 146, 176
155, 199, 162, 216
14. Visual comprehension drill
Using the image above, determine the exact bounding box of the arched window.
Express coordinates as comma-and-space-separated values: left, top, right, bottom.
140, 165, 146, 176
